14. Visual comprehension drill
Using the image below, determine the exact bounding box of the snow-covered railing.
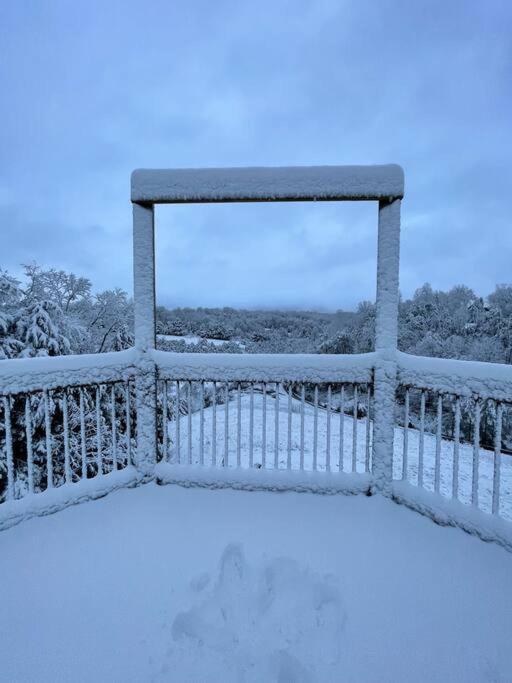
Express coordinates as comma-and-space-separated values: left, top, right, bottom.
0, 350, 140, 528
154, 352, 374, 493
2, 347, 512, 549
394, 352, 512, 548
397, 352, 512, 402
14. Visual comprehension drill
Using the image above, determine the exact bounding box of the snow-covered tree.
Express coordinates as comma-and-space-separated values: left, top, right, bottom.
0, 270, 24, 358
85, 288, 134, 353
318, 332, 354, 354
16, 300, 70, 357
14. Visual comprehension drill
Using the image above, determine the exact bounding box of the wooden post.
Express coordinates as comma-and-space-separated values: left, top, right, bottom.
133, 202, 157, 477
372, 198, 401, 494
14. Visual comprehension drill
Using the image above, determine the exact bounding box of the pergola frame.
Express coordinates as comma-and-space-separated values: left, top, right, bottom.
131, 164, 404, 490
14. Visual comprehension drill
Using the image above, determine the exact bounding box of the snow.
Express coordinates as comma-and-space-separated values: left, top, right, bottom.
153, 349, 375, 383
157, 334, 245, 349
0, 467, 140, 531
1, 483, 511, 682
157, 462, 372, 495
0, 348, 137, 394
398, 351, 512, 401
393, 480, 512, 552
131, 164, 405, 204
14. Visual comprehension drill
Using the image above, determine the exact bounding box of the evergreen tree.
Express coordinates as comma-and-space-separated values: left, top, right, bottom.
16, 300, 70, 357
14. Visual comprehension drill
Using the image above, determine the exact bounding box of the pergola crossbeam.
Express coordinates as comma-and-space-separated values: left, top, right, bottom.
131, 164, 404, 204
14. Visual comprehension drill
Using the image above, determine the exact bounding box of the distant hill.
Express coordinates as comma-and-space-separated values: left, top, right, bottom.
156, 306, 356, 353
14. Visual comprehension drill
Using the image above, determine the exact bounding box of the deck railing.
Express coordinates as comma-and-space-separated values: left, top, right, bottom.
1, 347, 511, 549
153, 351, 374, 493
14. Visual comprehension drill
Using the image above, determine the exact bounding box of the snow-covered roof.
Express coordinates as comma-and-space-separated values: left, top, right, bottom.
131, 164, 404, 204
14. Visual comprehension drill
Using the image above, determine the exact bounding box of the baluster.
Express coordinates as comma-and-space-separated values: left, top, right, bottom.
287, 384, 292, 469
402, 388, 409, 480
224, 383, 229, 467
162, 380, 168, 463
237, 383, 241, 468
124, 382, 131, 468
313, 385, 318, 471
492, 402, 503, 515
2, 396, 14, 500
365, 384, 371, 473
472, 399, 481, 507
418, 390, 426, 487
44, 389, 53, 489
339, 385, 345, 472
352, 385, 358, 472
274, 382, 280, 469
80, 387, 87, 476
212, 381, 217, 466
95, 385, 102, 476
25, 395, 34, 494
300, 384, 305, 471
262, 382, 267, 468
188, 381, 192, 465
435, 393, 442, 493
110, 385, 117, 472
326, 385, 332, 471
63, 389, 71, 483
249, 384, 254, 467
200, 381, 205, 466
452, 397, 461, 499
176, 381, 181, 464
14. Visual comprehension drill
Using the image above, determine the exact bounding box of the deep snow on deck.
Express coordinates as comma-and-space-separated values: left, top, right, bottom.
1, 485, 511, 682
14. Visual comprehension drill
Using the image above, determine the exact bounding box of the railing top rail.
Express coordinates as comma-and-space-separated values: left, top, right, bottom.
397, 351, 512, 401
152, 349, 376, 383
0, 349, 137, 395
131, 164, 404, 204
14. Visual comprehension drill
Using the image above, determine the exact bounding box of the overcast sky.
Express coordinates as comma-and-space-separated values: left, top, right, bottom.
1, 0, 511, 310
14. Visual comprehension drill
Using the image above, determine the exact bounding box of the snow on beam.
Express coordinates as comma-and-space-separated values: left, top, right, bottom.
397, 351, 512, 402
0, 349, 138, 395
156, 462, 372, 496
131, 165, 404, 204
152, 349, 376, 384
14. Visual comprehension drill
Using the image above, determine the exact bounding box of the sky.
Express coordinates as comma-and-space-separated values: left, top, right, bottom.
1, 0, 511, 311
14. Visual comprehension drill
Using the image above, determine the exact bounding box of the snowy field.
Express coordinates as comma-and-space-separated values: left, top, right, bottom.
157, 334, 245, 349
169, 391, 512, 519
1, 484, 511, 682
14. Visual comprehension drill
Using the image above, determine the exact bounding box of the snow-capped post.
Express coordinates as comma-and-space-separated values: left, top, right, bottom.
372, 197, 401, 494
132, 201, 157, 478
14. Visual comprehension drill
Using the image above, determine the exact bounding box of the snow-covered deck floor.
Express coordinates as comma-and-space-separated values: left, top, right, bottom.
1, 485, 511, 682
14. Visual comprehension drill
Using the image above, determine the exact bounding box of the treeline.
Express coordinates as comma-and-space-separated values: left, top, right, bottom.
344, 283, 512, 363
2, 264, 512, 365
156, 306, 355, 354
157, 284, 512, 364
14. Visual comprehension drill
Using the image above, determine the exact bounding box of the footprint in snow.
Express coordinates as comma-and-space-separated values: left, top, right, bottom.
159, 543, 345, 681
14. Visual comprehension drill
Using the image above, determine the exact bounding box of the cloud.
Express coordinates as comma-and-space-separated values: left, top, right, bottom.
1, 0, 511, 309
